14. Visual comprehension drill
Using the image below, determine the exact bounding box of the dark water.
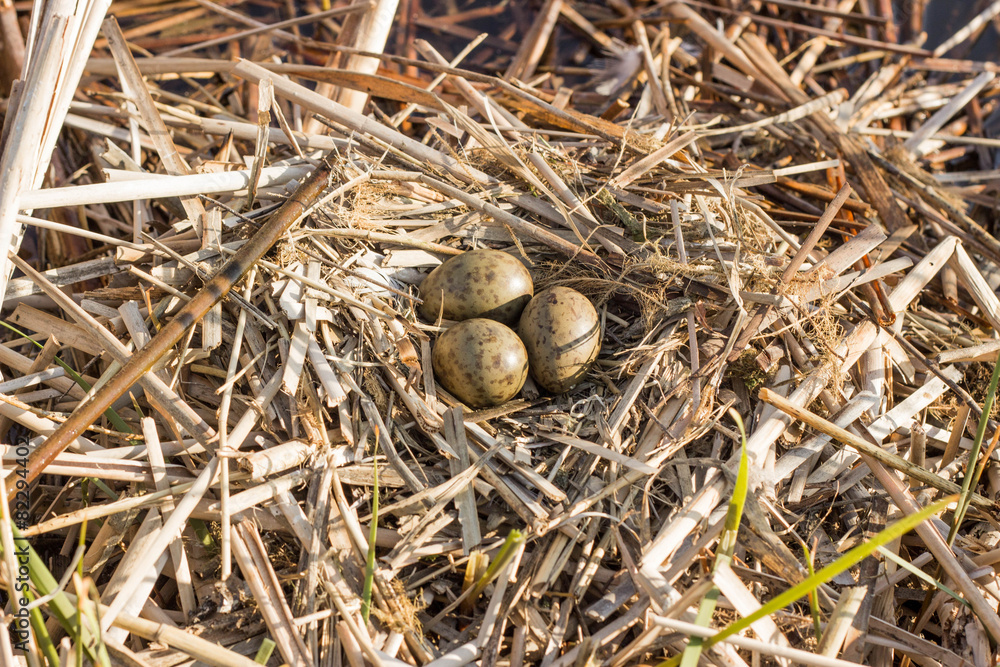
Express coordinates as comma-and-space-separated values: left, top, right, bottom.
922, 0, 999, 60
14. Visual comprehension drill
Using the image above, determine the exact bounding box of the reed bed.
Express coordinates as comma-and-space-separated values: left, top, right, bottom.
1, 0, 1000, 665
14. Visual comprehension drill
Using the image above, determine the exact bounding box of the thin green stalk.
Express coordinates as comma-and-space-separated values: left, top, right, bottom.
6, 523, 108, 666
803, 543, 822, 641
83, 577, 110, 667
719, 411, 749, 562
679, 409, 748, 667
658, 496, 954, 667
26, 590, 58, 667
361, 459, 379, 624
75, 584, 83, 667
949, 356, 1000, 544
679, 588, 720, 667
86, 478, 118, 502
75, 518, 87, 667
876, 546, 968, 607
129, 392, 145, 420
191, 519, 216, 552
0, 320, 132, 434
468, 529, 525, 601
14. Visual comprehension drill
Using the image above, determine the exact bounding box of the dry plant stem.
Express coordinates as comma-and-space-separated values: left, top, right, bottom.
0, 474, 32, 666
334, 0, 399, 113
654, 617, 861, 667
218, 267, 257, 582
16, 213, 153, 253
931, 0, 1000, 56
0, 0, 111, 299
641, 245, 932, 589
788, 0, 859, 85
859, 449, 1000, 643
231, 59, 491, 186
143, 417, 197, 620
23, 479, 201, 536
66, 593, 262, 667
232, 520, 313, 665
19, 163, 333, 495
780, 184, 853, 281
885, 325, 985, 419
102, 458, 220, 631
772, 378, 1000, 646
758, 389, 993, 510
370, 170, 603, 267
7, 253, 215, 446
310, 228, 463, 255
505, 0, 561, 81
0, 334, 61, 437
731, 184, 851, 356
104, 17, 206, 227
903, 72, 995, 157
391, 33, 487, 126
18, 164, 310, 209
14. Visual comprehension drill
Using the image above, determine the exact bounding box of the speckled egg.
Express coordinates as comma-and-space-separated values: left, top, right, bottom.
518, 287, 600, 394
432, 319, 529, 408
418, 249, 533, 326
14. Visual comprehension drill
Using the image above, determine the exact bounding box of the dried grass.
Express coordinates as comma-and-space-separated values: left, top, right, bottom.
1, 0, 1000, 666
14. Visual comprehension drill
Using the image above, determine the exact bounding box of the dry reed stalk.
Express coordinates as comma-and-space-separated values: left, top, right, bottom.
104, 18, 206, 228
67, 593, 264, 667
19, 164, 334, 491
8, 1, 1000, 663
760, 389, 994, 510
142, 417, 197, 620
333, 0, 400, 113
232, 519, 314, 665
903, 72, 996, 157
8, 254, 217, 445
0, 0, 110, 299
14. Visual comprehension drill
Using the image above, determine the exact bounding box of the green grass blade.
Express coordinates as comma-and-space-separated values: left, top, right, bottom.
720, 410, 749, 563
679, 588, 720, 667
950, 356, 1000, 543
361, 459, 379, 624
701, 496, 954, 651
679, 410, 749, 667
468, 529, 525, 601
191, 519, 216, 552
876, 546, 968, 607
86, 478, 119, 502
7, 523, 106, 664
803, 543, 822, 640
659, 496, 954, 667
26, 590, 59, 667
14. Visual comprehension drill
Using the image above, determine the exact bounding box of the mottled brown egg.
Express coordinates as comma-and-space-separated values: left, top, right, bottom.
518, 287, 600, 394
418, 249, 533, 326
432, 319, 529, 408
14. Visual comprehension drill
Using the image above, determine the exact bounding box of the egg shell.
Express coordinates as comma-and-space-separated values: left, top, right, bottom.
518, 287, 600, 394
419, 249, 533, 326
432, 318, 529, 408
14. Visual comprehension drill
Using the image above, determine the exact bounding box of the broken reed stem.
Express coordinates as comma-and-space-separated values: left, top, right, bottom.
758, 388, 995, 511
780, 183, 852, 282
20, 163, 333, 494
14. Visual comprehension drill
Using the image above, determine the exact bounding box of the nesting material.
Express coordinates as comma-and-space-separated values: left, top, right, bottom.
2, 0, 1000, 665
